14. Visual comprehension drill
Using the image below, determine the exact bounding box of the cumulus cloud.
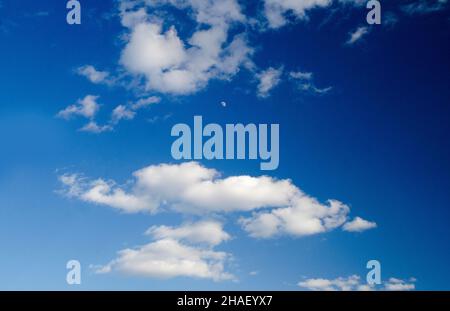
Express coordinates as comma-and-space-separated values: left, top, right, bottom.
343, 216, 377, 232
256, 67, 283, 98
239, 198, 351, 238
346, 26, 369, 45
298, 275, 416, 291
146, 220, 231, 246
289, 70, 332, 95
59, 162, 295, 214
118, 0, 252, 95
59, 162, 375, 238
76, 65, 112, 85
57, 95, 100, 120
59, 173, 154, 213
96, 221, 234, 281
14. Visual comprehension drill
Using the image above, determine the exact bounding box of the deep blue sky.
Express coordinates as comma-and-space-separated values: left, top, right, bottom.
0, 0, 449, 290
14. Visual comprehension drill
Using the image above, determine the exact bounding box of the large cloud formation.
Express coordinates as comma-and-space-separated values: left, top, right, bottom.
59, 162, 376, 238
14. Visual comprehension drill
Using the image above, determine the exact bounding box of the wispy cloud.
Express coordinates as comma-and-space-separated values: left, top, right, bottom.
401, 0, 448, 15
289, 70, 332, 95
79, 121, 113, 134
346, 26, 370, 45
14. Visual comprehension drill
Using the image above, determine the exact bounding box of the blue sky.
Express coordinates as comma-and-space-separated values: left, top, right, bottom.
0, 0, 449, 290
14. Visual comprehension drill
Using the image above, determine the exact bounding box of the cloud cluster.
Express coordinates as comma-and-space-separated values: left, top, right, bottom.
57, 94, 161, 133
59, 162, 376, 238
96, 220, 234, 281
298, 275, 416, 291
65, 0, 448, 107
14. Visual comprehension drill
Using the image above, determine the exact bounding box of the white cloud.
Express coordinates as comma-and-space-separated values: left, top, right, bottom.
289, 70, 332, 95
118, 0, 252, 95
146, 220, 231, 246
59, 174, 154, 212
111, 105, 136, 124
57, 95, 100, 120
401, 0, 448, 15
299, 83, 332, 94
96, 220, 234, 281
299, 275, 416, 291
97, 238, 234, 281
256, 67, 283, 98
384, 277, 416, 291
263, 0, 332, 29
141, 0, 246, 26
57, 95, 115, 134
108, 96, 162, 126
290, 71, 313, 80
79, 121, 113, 134
59, 162, 374, 238
240, 198, 350, 238
262, 0, 368, 28
346, 26, 369, 45
76, 65, 111, 85
343, 216, 377, 232
131, 96, 161, 110
299, 275, 365, 291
